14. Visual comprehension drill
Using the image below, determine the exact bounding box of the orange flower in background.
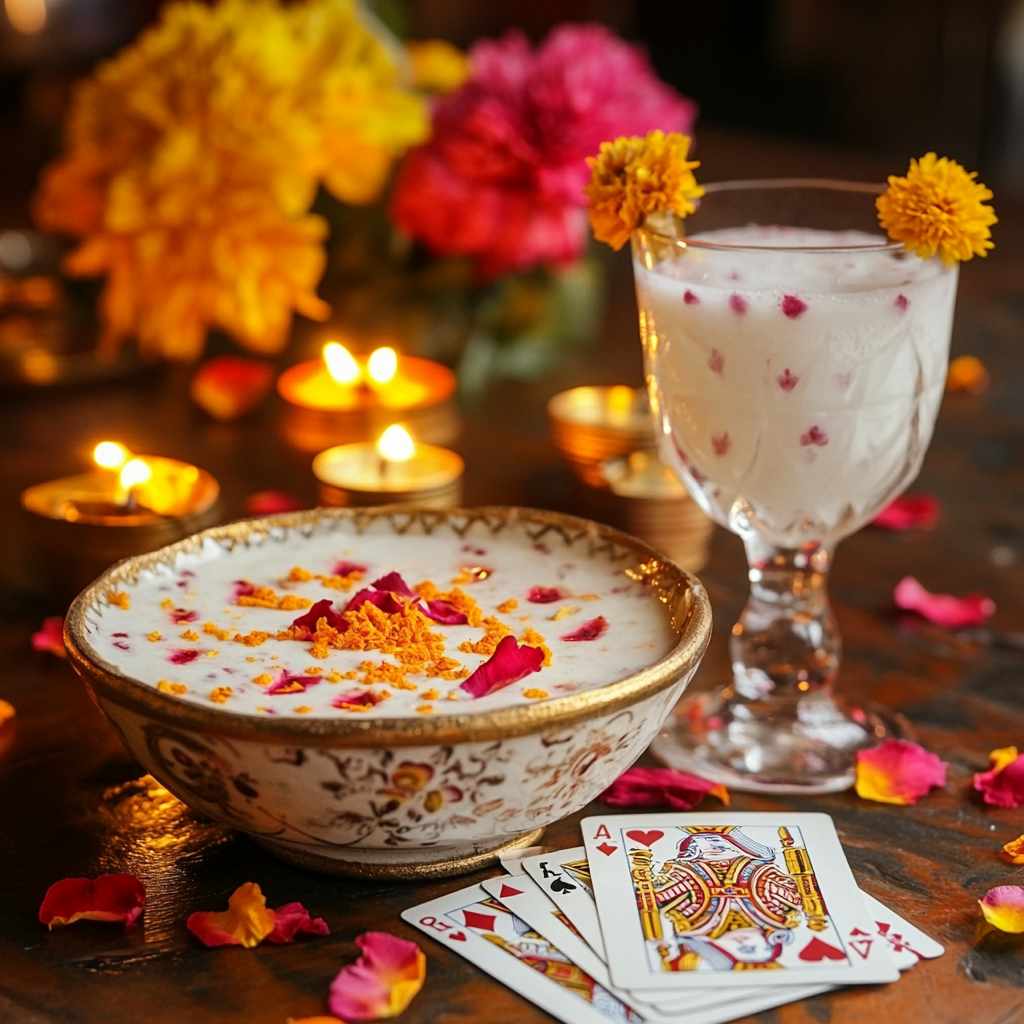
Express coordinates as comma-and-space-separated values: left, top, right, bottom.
406, 39, 470, 92
584, 131, 703, 250
946, 354, 989, 394
33, 0, 427, 361
876, 152, 996, 265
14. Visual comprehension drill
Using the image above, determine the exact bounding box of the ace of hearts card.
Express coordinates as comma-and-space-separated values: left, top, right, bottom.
582, 812, 900, 990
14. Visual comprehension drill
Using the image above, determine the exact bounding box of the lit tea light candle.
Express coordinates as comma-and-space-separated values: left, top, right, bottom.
20, 442, 220, 598
312, 424, 463, 509
277, 340, 458, 452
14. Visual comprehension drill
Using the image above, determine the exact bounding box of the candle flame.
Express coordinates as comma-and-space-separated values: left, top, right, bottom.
94, 441, 130, 470
377, 424, 415, 463
119, 458, 153, 490
323, 342, 361, 386
367, 346, 398, 385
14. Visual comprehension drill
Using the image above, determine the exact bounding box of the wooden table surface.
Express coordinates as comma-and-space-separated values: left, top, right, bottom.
2, 129, 1024, 1024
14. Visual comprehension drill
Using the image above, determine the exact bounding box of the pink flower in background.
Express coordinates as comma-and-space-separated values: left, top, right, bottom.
872, 494, 940, 530
894, 576, 994, 629
32, 616, 66, 658
391, 24, 696, 279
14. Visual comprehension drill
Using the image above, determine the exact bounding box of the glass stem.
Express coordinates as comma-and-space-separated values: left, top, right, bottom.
730, 538, 840, 702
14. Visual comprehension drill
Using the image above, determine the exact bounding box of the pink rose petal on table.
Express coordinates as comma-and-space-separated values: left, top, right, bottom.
329, 931, 426, 1021
421, 599, 468, 625
973, 746, 1024, 808
266, 670, 322, 696
894, 576, 994, 629
290, 599, 346, 638
460, 635, 544, 698
31, 616, 66, 658
854, 739, 947, 805
244, 490, 305, 515
39, 874, 146, 928
527, 586, 562, 604
266, 902, 330, 944
601, 766, 729, 810
872, 494, 939, 530
979, 886, 1024, 933
562, 616, 608, 641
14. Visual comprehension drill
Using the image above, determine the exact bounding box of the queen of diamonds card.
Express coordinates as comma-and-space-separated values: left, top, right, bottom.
632, 825, 845, 973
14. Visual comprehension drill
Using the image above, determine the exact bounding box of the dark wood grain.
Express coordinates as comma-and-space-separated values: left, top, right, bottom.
2, 129, 1024, 1024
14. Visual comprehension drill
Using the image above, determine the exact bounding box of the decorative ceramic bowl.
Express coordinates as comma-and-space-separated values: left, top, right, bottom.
64, 506, 711, 880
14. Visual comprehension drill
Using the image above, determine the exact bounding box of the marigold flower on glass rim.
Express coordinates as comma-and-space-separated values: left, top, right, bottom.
584, 131, 703, 250
973, 746, 1024, 808
328, 931, 425, 1021
855, 739, 947, 805
876, 152, 996, 265
979, 886, 1024, 933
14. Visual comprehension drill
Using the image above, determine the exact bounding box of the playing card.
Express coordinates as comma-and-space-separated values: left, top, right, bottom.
582, 812, 900, 989
859, 892, 944, 969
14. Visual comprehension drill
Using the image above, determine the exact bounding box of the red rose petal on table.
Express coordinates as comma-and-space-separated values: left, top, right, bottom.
31, 616, 66, 658
39, 874, 146, 928
854, 739, 947, 805
600, 766, 729, 810
872, 494, 940, 531
245, 491, 305, 515
290, 599, 346, 638
979, 886, 1024, 933
527, 586, 561, 604
894, 575, 994, 629
187, 882, 276, 948
561, 616, 608, 642
266, 902, 330, 944
328, 931, 425, 1021
460, 635, 544, 698
973, 746, 1024, 808
421, 599, 468, 625
267, 670, 322, 696
189, 355, 274, 421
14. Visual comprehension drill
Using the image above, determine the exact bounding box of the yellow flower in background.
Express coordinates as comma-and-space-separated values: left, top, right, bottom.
583, 131, 703, 250
406, 39, 470, 92
33, 0, 428, 360
876, 152, 996, 265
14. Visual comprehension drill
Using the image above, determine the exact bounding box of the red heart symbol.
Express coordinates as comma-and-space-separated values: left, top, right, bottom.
449, 931, 466, 941
626, 830, 664, 848
798, 937, 847, 962
596, 842, 618, 857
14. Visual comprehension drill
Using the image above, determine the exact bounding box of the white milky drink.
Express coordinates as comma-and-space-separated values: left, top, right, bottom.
634, 226, 958, 548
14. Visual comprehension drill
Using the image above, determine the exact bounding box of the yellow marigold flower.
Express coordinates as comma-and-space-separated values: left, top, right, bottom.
876, 152, 996, 265
583, 131, 703, 251
406, 39, 470, 92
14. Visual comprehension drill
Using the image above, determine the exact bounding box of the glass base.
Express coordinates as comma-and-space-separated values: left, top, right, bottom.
649, 688, 911, 795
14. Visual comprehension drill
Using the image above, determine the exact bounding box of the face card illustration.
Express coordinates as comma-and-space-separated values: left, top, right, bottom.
582, 812, 900, 990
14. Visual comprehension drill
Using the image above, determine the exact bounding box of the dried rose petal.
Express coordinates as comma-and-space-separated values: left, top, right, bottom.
601, 766, 729, 811
561, 616, 609, 642
973, 746, 1024, 808
168, 649, 200, 665
328, 931, 426, 1021
290, 599, 345, 638
872, 494, 940, 531
266, 902, 330, 944
894, 575, 994, 629
187, 882, 276, 948
334, 561, 367, 577
855, 739, 947, 805
371, 572, 416, 597
421, 599, 468, 625
460, 635, 544, 698
31, 616, 66, 658
800, 425, 829, 447
979, 886, 1024, 933
233, 580, 256, 600
781, 294, 807, 318
245, 491, 305, 515
39, 874, 146, 928
267, 670, 322, 696
169, 608, 199, 624
1002, 834, 1024, 864
331, 690, 383, 710
707, 348, 724, 373
527, 586, 561, 604
189, 355, 274, 421
344, 589, 408, 615
729, 293, 747, 315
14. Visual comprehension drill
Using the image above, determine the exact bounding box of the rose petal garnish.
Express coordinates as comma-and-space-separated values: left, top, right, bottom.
600, 766, 729, 811
189, 355, 274, 421
39, 874, 146, 929
1002, 834, 1024, 864
371, 572, 416, 598
328, 931, 426, 1021
290, 599, 346, 637
186, 882, 277, 948
421, 599, 468, 625
855, 739, 947, 805
460, 635, 544, 698
979, 886, 1024, 933
266, 902, 330, 944
331, 690, 384, 711
245, 490, 305, 515
334, 561, 367, 577
344, 588, 408, 615
169, 608, 199, 624
31, 616, 66, 658
527, 586, 561, 603
894, 575, 995, 629
267, 670, 322, 696
872, 494, 939, 531
973, 746, 1024, 808
561, 616, 609, 642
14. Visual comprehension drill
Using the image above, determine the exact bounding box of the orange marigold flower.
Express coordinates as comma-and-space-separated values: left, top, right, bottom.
876, 153, 996, 265
406, 39, 470, 93
583, 131, 703, 250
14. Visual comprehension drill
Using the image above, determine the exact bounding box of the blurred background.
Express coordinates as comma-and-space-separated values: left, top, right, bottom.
2, 0, 1023, 231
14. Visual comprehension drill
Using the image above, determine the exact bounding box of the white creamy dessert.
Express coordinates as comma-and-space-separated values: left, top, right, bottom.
635, 226, 958, 547
86, 519, 677, 718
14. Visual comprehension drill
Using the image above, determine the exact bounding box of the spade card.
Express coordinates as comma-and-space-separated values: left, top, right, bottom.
583, 812, 900, 990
